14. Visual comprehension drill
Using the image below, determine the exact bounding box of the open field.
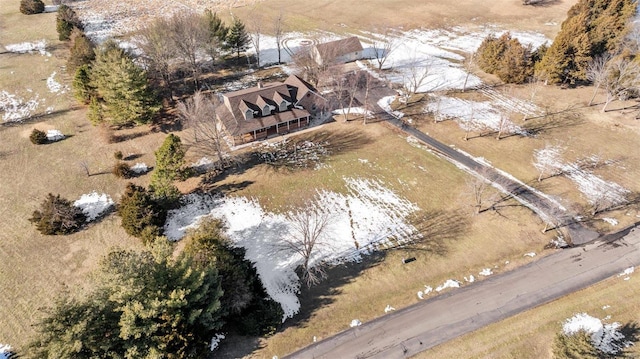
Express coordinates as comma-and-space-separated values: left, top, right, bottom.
421, 269, 640, 359
2, 0, 640, 357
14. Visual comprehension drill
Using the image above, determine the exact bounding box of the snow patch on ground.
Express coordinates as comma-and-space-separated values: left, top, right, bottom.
165, 177, 420, 320
46, 129, 65, 142
384, 304, 395, 313
74, 192, 114, 222
619, 267, 634, 277
209, 333, 225, 351
464, 275, 475, 283
350, 319, 362, 327
377, 96, 404, 119
0, 90, 42, 122
562, 313, 631, 355
332, 107, 374, 118
602, 218, 619, 226
436, 279, 460, 292
524, 252, 536, 257
4, 39, 51, 56
0, 344, 12, 359
533, 146, 629, 207
479, 268, 493, 276
46, 72, 67, 94
425, 94, 529, 137
130, 163, 148, 174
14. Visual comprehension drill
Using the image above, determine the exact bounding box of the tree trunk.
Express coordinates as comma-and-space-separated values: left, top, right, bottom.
588, 85, 599, 106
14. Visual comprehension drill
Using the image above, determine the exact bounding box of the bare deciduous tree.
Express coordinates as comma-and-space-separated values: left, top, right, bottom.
601, 57, 640, 112
401, 57, 440, 103
462, 52, 475, 93
371, 31, 395, 70
281, 200, 334, 287
168, 12, 207, 88
136, 17, 177, 96
466, 169, 493, 215
248, 12, 263, 68
586, 53, 612, 106
532, 144, 564, 182
177, 91, 227, 169
273, 12, 285, 64
292, 45, 321, 86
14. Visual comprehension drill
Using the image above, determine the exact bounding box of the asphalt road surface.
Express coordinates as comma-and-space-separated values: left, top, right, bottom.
284, 225, 640, 358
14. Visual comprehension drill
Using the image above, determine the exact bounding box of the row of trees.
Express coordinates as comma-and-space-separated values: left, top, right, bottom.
136, 11, 257, 94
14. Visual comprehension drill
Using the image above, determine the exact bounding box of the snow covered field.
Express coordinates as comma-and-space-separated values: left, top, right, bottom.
165, 177, 421, 319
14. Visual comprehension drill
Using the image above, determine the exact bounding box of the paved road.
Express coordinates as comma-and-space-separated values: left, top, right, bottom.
284, 225, 640, 359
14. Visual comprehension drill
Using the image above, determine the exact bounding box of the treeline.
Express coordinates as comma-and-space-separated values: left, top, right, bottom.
477, 0, 638, 85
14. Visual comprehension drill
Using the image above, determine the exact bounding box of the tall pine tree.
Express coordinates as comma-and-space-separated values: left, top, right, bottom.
225, 17, 250, 59
90, 41, 161, 126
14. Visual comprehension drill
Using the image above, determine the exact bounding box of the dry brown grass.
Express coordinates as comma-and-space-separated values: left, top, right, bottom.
228, 0, 577, 37
420, 274, 640, 359
210, 121, 556, 358
404, 84, 640, 230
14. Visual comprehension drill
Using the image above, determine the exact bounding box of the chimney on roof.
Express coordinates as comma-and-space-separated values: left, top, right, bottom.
257, 81, 263, 89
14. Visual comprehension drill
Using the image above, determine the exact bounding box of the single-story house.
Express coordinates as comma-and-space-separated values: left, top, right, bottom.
217, 74, 325, 146
312, 36, 364, 66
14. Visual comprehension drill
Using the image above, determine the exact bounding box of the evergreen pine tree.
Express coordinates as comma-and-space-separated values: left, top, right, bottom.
225, 17, 250, 59
90, 41, 161, 126
28, 245, 225, 358
67, 29, 95, 73
117, 183, 166, 243
72, 65, 93, 103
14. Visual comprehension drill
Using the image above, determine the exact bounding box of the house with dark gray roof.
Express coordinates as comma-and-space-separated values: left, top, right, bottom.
217, 74, 325, 146
312, 36, 364, 66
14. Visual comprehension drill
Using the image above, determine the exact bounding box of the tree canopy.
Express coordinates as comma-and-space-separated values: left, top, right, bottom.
90, 41, 161, 126
536, 0, 637, 84
225, 17, 250, 59
28, 242, 224, 358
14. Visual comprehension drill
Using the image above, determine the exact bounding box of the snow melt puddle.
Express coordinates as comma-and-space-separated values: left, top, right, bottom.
165, 177, 420, 320
563, 313, 632, 355
74, 192, 114, 221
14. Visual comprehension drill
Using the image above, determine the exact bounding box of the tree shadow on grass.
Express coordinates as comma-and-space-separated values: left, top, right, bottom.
522, 107, 585, 136
254, 128, 374, 173
395, 210, 470, 256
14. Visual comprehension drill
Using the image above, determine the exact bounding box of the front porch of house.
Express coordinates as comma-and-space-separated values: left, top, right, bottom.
235, 116, 311, 145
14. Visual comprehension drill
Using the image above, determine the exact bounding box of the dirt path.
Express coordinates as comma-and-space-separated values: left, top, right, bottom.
283, 224, 640, 358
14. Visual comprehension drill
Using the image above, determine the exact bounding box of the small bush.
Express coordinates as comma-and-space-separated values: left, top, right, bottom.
56, 5, 83, 41
30, 194, 86, 235
117, 183, 167, 243
20, 0, 44, 14
30, 129, 48, 144
113, 162, 132, 178
113, 151, 123, 160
